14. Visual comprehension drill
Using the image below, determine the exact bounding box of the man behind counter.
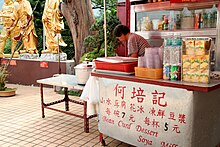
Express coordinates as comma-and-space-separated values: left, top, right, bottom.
113, 24, 150, 58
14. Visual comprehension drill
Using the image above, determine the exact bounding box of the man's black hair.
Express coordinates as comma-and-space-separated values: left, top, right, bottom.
113, 24, 130, 37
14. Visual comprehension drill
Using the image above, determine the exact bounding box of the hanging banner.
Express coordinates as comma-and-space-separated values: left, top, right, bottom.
98, 78, 194, 147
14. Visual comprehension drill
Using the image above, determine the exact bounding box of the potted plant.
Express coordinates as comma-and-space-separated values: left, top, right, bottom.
0, 65, 16, 97
0, 66, 8, 90
0, 62, 17, 96
0, 40, 23, 97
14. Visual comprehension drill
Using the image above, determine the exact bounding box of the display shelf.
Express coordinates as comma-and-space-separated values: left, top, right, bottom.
135, 28, 217, 39
130, 0, 220, 70
133, 0, 219, 12
130, 1, 219, 35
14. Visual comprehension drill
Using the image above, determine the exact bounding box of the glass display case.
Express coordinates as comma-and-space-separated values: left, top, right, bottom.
130, 0, 220, 70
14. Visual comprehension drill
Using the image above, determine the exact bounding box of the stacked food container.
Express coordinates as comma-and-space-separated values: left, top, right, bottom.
94, 57, 138, 74
134, 35, 212, 84
182, 37, 211, 83
163, 33, 182, 81
135, 47, 163, 79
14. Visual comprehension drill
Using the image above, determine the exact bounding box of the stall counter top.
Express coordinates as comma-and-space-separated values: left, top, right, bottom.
91, 71, 220, 92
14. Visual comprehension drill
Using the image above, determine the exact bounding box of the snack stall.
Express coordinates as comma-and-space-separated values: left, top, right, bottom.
90, 0, 220, 146
92, 71, 220, 147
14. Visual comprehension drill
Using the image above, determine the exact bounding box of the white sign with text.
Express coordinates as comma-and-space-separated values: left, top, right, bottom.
99, 78, 194, 147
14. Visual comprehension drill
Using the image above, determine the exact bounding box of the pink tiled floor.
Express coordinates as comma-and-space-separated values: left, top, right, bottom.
0, 84, 134, 147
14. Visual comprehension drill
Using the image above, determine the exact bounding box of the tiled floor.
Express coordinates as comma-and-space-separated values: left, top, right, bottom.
0, 84, 133, 147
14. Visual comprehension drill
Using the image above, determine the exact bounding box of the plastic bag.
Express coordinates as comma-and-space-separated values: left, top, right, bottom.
80, 75, 99, 104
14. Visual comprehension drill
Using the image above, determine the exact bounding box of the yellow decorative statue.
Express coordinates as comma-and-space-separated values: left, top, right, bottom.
15, 0, 38, 54
0, 0, 20, 55
42, 0, 67, 54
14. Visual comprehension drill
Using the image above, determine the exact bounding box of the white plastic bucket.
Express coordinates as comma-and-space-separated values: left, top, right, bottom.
74, 64, 93, 85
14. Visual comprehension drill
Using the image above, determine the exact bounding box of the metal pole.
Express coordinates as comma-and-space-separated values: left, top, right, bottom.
215, 2, 220, 71
43, 26, 46, 50
125, 0, 131, 57
57, 34, 61, 74
104, 0, 107, 57
125, 0, 130, 28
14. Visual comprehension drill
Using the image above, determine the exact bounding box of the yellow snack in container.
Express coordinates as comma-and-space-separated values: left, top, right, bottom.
195, 40, 205, 55
182, 72, 191, 82
191, 70, 200, 82
182, 55, 191, 69
190, 56, 200, 70
199, 55, 209, 70
185, 40, 195, 55
198, 69, 209, 83
199, 74, 209, 83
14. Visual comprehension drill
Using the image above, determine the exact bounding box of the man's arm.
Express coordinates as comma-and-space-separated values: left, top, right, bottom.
129, 53, 138, 58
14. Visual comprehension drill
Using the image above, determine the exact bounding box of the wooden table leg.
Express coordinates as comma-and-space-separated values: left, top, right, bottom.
40, 84, 45, 118
84, 101, 89, 133
64, 88, 69, 111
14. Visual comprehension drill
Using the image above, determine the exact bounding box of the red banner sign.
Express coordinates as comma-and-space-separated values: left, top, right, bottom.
1, 59, 8, 65
10, 60, 17, 66
170, 0, 198, 3
40, 62, 49, 68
